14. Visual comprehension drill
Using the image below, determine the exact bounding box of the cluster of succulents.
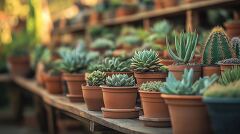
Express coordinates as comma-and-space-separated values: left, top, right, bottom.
140, 81, 165, 92
219, 67, 240, 85
91, 38, 115, 49
87, 71, 106, 86
106, 74, 136, 87
97, 57, 131, 72
131, 50, 165, 72
167, 31, 198, 64
217, 58, 240, 64
202, 27, 236, 65
204, 80, 240, 98
161, 69, 218, 95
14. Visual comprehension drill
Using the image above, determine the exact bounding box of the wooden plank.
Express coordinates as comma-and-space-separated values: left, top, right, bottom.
13, 76, 171, 134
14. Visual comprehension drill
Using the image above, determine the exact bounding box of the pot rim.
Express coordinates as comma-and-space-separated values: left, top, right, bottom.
219, 64, 240, 66
139, 90, 161, 94
161, 94, 202, 100
168, 64, 202, 68
203, 97, 240, 104
63, 73, 85, 76
100, 85, 138, 89
202, 65, 220, 67
82, 85, 101, 89
134, 71, 167, 74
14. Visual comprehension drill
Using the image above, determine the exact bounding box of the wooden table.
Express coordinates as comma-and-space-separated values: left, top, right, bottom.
13, 76, 172, 134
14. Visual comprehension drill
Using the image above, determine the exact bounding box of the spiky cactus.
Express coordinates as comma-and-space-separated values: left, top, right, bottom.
231, 37, 240, 58
202, 27, 236, 65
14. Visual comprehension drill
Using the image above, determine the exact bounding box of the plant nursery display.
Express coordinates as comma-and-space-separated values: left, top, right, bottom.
167, 31, 201, 81
131, 49, 168, 85
201, 26, 236, 76
90, 38, 115, 53
82, 71, 106, 111
161, 69, 218, 134
139, 81, 170, 127
204, 80, 240, 134
101, 74, 139, 119
117, 35, 142, 51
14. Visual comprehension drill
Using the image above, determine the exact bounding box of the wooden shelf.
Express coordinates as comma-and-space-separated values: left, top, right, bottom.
13, 76, 172, 134
54, 0, 239, 34
0, 74, 11, 82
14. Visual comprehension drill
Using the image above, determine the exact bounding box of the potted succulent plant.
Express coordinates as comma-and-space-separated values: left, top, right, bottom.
82, 71, 106, 111
167, 31, 201, 82
204, 80, 240, 134
201, 27, 236, 76
90, 38, 115, 53
115, 2, 138, 18
224, 20, 240, 39
161, 69, 218, 134
44, 61, 63, 94
60, 48, 93, 102
97, 57, 133, 76
154, 0, 164, 9
117, 35, 142, 52
131, 49, 168, 85
163, 0, 177, 8
101, 74, 139, 119
139, 81, 170, 127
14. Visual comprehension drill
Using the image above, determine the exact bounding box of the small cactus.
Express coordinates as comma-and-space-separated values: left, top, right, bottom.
231, 37, 240, 58
201, 26, 236, 65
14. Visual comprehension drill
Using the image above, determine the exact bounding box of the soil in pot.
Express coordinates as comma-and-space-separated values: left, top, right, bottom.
134, 72, 167, 86
168, 65, 202, 82
101, 107, 139, 119
220, 64, 240, 74
162, 94, 212, 134
82, 85, 104, 111
139, 91, 170, 127
8, 56, 31, 77
101, 86, 138, 109
45, 74, 63, 94
203, 97, 240, 134
63, 73, 86, 102
203, 65, 220, 77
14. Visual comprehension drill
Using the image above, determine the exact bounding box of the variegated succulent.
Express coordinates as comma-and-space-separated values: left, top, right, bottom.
106, 74, 136, 87
131, 50, 163, 72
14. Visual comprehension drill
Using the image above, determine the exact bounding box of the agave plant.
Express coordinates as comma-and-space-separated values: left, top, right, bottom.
98, 57, 131, 72
87, 71, 106, 86
161, 69, 218, 95
131, 49, 164, 72
167, 31, 198, 64
140, 81, 165, 92
219, 67, 240, 85
106, 74, 136, 87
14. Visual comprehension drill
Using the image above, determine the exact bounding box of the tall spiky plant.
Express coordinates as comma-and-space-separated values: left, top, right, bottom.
167, 31, 198, 64
231, 37, 240, 59
201, 26, 236, 65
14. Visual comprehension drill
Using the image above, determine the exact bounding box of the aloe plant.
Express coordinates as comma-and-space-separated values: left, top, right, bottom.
140, 81, 165, 92
161, 69, 218, 95
167, 31, 198, 64
219, 67, 240, 85
87, 71, 106, 86
106, 74, 136, 87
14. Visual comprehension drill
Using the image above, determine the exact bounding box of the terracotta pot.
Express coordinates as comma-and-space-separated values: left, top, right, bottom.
63, 73, 86, 102
155, 38, 166, 46
160, 59, 175, 66
89, 11, 102, 25
82, 85, 104, 111
163, 0, 177, 8
224, 21, 240, 39
101, 86, 138, 109
36, 62, 45, 86
168, 65, 202, 82
154, 0, 164, 9
203, 65, 220, 77
45, 74, 63, 94
220, 64, 240, 74
7, 56, 30, 77
163, 50, 170, 58
134, 72, 168, 86
115, 7, 136, 18
101, 107, 139, 119
184, 0, 198, 3
162, 94, 212, 134
105, 72, 134, 77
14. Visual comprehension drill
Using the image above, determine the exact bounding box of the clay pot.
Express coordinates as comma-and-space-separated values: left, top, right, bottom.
162, 94, 212, 134
63, 73, 86, 102
115, 7, 136, 18
163, 0, 177, 8
160, 59, 175, 66
224, 21, 240, 39
154, 0, 164, 9
45, 74, 63, 94
101, 86, 138, 109
101, 107, 139, 119
220, 64, 240, 74
82, 85, 104, 111
203, 65, 220, 77
155, 38, 166, 46
7, 56, 30, 77
89, 11, 102, 26
134, 72, 168, 86
36, 62, 45, 86
105, 72, 134, 77
168, 65, 202, 82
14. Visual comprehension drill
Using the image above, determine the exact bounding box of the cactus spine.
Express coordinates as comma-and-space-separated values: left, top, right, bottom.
231, 37, 240, 59
202, 26, 236, 65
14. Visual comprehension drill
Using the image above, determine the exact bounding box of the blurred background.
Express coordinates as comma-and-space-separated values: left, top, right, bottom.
0, 0, 239, 134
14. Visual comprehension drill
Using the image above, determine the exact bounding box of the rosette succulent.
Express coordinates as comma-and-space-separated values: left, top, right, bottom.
106, 74, 136, 87
87, 71, 106, 86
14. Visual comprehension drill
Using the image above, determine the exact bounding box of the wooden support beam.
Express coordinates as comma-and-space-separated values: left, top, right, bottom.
186, 10, 199, 32
34, 95, 48, 132
45, 104, 58, 134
